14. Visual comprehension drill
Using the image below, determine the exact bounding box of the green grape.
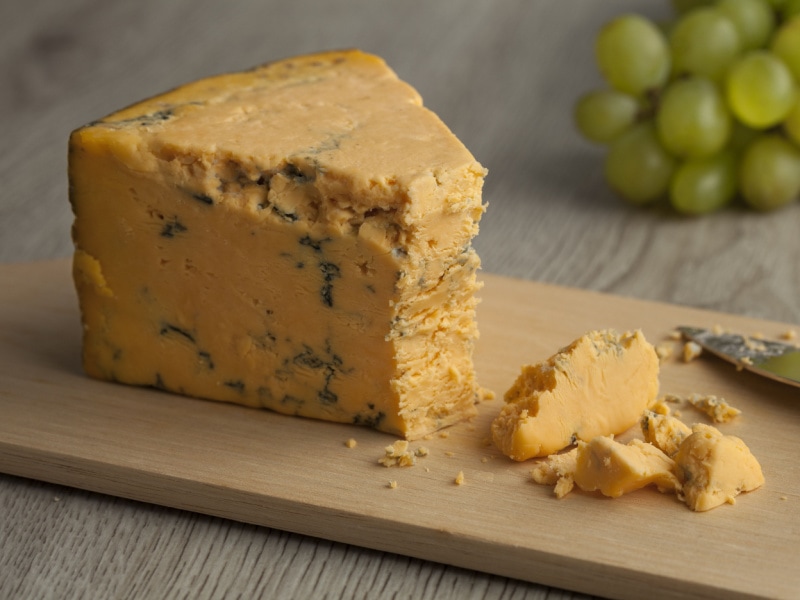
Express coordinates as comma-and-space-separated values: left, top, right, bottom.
670, 8, 742, 83
595, 15, 670, 96
771, 16, 800, 82
717, 0, 775, 51
739, 134, 800, 210
574, 90, 640, 144
726, 51, 797, 128
605, 122, 676, 204
783, 97, 800, 144
670, 151, 738, 214
656, 77, 731, 159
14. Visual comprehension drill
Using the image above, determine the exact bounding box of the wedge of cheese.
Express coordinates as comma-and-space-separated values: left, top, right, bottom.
69, 49, 487, 439
492, 329, 660, 461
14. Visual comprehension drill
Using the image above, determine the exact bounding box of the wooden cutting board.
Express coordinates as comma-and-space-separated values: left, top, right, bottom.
1, 260, 798, 600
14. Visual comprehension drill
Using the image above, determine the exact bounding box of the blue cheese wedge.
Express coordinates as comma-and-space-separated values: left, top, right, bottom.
69, 50, 487, 439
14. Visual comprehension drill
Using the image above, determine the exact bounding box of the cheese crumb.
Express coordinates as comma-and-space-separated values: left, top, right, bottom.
779, 329, 797, 342
455, 471, 465, 485
444, 451, 455, 457
744, 337, 767, 353
647, 398, 672, 416
414, 446, 429, 457
655, 342, 674, 362
345, 438, 357, 449
682, 341, 702, 362
668, 329, 682, 340
480, 388, 497, 401
531, 448, 578, 498
687, 394, 741, 423
388, 480, 397, 489
379, 440, 416, 467
439, 431, 450, 439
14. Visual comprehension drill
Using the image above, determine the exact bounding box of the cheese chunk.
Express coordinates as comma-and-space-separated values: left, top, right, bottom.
640, 410, 692, 457
492, 329, 660, 461
69, 50, 487, 439
573, 437, 680, 498
674, 424, 764, 511
531, 437, 679, 499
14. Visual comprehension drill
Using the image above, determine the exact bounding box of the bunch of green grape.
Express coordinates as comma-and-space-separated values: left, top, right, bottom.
575, 0, 800, 214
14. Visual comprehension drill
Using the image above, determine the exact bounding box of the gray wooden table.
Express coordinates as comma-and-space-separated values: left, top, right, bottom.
2, 1, 798, 598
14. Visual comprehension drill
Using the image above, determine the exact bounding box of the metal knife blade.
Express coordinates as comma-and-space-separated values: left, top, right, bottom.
678, 326, 800, 389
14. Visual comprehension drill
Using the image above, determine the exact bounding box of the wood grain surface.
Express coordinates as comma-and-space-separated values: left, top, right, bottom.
2, 1, 799, 599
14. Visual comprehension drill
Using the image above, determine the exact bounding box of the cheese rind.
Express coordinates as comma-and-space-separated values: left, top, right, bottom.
492, 329, 660, 460
69, 50, 486, 439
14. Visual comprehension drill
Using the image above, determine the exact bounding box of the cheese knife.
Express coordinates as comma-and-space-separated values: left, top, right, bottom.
678, 326, 800, 389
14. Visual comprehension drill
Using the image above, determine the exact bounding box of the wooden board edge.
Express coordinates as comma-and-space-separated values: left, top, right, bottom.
0, 439, 765, 600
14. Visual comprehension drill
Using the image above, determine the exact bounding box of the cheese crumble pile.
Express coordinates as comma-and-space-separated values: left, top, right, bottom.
531, 398, 762, 511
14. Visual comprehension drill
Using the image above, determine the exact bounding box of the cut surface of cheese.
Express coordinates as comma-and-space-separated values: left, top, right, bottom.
674, 423, 764, 512
69, 49, 487, 439
492, 329, 660, 461
573, 437, 680, 498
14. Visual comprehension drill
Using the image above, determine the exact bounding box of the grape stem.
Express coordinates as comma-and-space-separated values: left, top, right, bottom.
637, 87, 662, 122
